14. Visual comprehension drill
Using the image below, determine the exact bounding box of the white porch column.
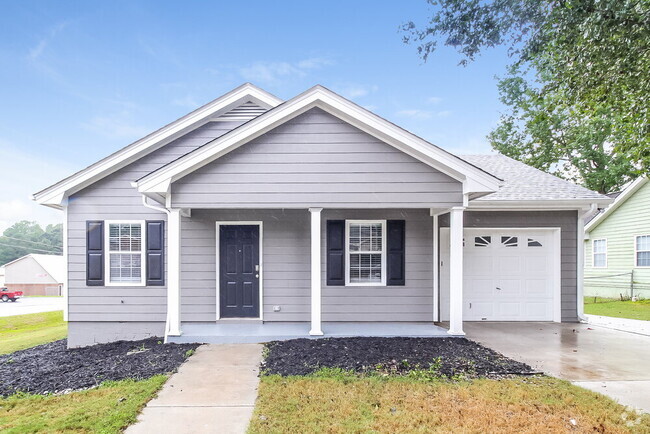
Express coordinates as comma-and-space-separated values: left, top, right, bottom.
166, 208, 182, 337
431, 211, 440, 323
309, 208, 324, 336
448, 206, 465, 336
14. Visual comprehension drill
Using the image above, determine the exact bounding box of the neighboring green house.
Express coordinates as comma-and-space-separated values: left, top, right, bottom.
584, 177, 650, 299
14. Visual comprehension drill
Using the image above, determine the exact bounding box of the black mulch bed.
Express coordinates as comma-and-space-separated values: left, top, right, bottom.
0, 339, 199, 397
262, 337, 537, 379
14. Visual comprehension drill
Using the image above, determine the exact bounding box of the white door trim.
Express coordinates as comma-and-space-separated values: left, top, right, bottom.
440, 227, 562, 323
215, 221, 264, 321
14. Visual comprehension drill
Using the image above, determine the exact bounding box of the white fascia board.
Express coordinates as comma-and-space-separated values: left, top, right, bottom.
585, 177, 648, 232
136, 86, 502, 195
468, 198, 613, 211
32, 83, 282, 208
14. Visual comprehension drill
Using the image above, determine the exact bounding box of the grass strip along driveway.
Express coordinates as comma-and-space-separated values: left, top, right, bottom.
250, 337, 650, 433
0, 311, 66, 355
584, 297, 650, 321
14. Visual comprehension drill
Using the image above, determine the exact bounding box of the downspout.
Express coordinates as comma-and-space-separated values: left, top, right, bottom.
577, 203, 598, 322
141, 196, 174, 340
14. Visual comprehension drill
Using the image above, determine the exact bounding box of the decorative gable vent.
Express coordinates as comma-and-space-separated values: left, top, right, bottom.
213, 101, 268, 122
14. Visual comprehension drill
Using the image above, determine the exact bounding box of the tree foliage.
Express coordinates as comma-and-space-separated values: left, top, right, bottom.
0, 221, 63, 266
403, 0, 650, 193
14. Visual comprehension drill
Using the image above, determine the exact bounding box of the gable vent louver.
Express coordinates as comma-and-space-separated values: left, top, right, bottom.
213, 101, 268, 122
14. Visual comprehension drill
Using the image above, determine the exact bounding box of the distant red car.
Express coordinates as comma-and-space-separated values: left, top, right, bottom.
1, 287, 22, 302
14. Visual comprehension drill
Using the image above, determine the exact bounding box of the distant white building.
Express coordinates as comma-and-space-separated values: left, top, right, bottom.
2, 254, 64, 296
0, 266, 5, 288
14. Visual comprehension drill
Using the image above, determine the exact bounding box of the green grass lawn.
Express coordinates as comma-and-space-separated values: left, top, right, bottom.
0, 311, 67, 355
0, 376, 167, 433
584, 297, 650, 321
249, 374, 650, 433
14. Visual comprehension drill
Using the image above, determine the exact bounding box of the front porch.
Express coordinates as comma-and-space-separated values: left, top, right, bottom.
166, 322, 451, 344
163, 207, 468, 342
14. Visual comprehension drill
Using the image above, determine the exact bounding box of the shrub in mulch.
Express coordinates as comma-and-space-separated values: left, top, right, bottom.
261, 337, 537, 379
0, 339, 199, 397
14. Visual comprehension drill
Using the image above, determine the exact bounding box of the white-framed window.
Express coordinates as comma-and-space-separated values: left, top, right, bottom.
635, 235, 650, 267
105, 221, 146, 286
592, 239, 607, 268
345, 220, 386, 286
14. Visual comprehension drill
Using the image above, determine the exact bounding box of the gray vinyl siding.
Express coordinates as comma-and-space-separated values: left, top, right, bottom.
440, 210, 579, 322
180, 208, 434, 322
180, 209, 310, 322
66, 121, 244, 322
321, 209, 433, 321
171, 108, 463, 209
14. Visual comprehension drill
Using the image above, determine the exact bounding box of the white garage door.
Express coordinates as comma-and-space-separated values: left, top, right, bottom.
440, 228, 560, 322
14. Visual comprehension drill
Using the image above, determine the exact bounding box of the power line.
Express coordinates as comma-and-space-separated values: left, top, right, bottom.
1, 236, 62, 250
0, 241, 61, 255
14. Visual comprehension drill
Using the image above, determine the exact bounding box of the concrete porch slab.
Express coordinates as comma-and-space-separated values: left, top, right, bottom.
168, 321, 450, 344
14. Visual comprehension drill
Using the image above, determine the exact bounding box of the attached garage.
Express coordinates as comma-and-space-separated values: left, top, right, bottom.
440, 228, 561, 322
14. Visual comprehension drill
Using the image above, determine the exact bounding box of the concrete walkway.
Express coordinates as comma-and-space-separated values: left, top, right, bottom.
126, 344, 263, 434
585, 314, 650, 336
465, 322, 650, 413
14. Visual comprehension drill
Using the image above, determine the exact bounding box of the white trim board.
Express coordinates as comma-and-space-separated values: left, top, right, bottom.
135, 85, 502, 200
32, 84, 283, 208
440, 227, 562, 323
215, 221, 264, 321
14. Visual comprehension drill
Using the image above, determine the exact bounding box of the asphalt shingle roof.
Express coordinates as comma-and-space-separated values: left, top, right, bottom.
461, 154, 607, 202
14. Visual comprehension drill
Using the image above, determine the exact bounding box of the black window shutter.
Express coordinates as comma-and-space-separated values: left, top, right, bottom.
326, 220, 345, 286
86, 221, 104, 286
387, 220, 406, 286
146, 220, 165, 286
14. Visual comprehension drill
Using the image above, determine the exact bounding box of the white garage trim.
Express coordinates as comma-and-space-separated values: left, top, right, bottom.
440, 227, 562, 323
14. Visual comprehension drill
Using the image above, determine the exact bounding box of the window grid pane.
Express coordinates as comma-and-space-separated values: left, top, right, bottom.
637, 236, 650, 266
108, 223, 143, 283
593, 253, 606, 267
349, 222, 383, 283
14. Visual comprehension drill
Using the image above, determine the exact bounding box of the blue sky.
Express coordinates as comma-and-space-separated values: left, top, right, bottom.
0, 0, 511, 231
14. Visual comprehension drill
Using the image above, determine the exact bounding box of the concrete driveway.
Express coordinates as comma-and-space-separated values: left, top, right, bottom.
465, 322, 650, 413
0, 296, 64, 317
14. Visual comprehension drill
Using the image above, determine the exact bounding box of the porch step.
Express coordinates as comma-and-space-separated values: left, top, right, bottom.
166, 322, 452, 344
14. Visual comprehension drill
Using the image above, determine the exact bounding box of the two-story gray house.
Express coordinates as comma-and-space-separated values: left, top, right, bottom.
32, 84, 611, 347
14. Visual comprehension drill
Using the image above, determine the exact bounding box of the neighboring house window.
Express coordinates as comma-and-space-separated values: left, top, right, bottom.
106, 221, 145, 285
636, 235, 650, 267
592, 239, 607, 268
346, 221, 386, 285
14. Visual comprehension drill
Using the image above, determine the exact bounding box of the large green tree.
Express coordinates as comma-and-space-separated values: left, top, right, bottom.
403, 0, 649, 193
0, 221, 63, 266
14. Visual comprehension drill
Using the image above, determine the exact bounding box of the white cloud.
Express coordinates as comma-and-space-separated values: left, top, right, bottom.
27, 21, 68, 61
239, 57, 333, 84
337, 84, 379, 99
172, 95, 200, 109
82, 114, 151, 139
427, 96, 443, 105
0, 141, 73, 233
396, 109, 452, 120
396, 109, 434, 119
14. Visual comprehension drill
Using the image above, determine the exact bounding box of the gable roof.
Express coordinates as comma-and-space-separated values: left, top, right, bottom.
134, 85, 503, 200
585, 176, 648, 232
2, 254, 65, 282
462, 154, 611, 208
32, 83, 282, 209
